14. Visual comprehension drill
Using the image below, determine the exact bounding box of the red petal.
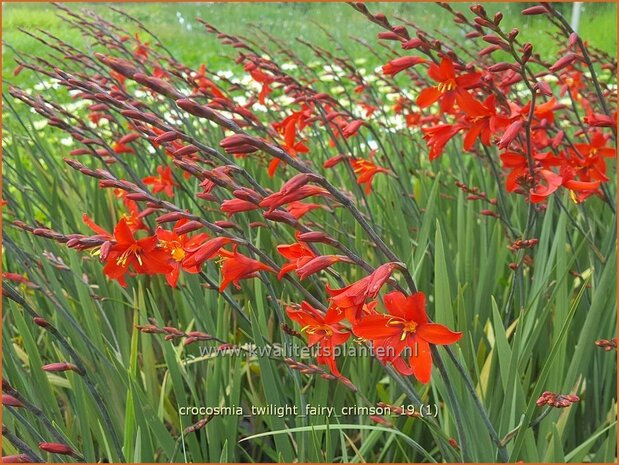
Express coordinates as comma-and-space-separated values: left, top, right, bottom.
411, 338, 432, 383
404, 292, 428, 324
417, 323, 462, 344
352, 314, 401, 339
383, 291, 409, 319
416, 87, 441, 108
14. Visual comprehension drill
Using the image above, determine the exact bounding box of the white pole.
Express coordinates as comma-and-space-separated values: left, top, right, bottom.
571, 2, 583, 33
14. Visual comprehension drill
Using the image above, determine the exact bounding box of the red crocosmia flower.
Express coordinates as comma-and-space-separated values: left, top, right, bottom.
499, 98, 560, 149
260, 185, 332, 212
143, 165, 177, 197
562, 176, 601, 203
584, 111, 617, 129
220, 199, 261, 217
530, 97, 559, 124
269, 112, 310, 176
500, 151, 532, 193
416, 57, 481, 112
500, 151, 560, 198
296, 255, 352, 280
360, 103, 378, 118
327, 262, 398, 322
324, 154, 348, 169
352, 291, 462, 383
245, 63, 274, 104
193, 64, 226, 98
133, 34, 150, 63
570, 131, 616, 182
114, 188, 139, 215
182, 236, 234, 268
121, 212, 148, 233
405, 112, 422, 128
277, 237, 351, 280
559, 68, 585, 100
199, 166, 236, 197
113, 141, 135, 154
276, 240, 316, 280
422, 124, 463, 160
382, 56, 428, 77
83, 210, 147, 245
218, 246, 275, 292
529, 169, 563, 203
285, 201, 323, 219
457, 92, 508, 151
102, 218, 173, 287
286, 302, 351, 376
342, 120, 366, 139
156, 221, 210, 287
351, 153, 390, 194
82, 213, 112, 239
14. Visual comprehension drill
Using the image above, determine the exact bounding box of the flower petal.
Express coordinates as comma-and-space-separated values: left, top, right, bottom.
417, 323, 462, 345
410, 338, 432, 384
416, 87, 441, 108
352, 314, 401, 340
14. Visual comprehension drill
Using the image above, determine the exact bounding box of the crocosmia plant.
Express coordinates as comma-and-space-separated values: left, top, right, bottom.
2, 2, 616, 463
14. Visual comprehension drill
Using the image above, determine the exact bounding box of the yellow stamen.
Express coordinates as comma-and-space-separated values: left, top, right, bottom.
437, 79, 457, 93
115, 244, 142, 267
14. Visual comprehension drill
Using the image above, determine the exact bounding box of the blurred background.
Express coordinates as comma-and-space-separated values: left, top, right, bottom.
3, 2, 617, 89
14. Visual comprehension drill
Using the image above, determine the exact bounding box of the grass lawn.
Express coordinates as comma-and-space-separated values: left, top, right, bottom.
3, 2, 617, 89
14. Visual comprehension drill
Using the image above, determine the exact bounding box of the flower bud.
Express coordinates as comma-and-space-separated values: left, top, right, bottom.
549, 53, 578, 72
41, 362, 79, 373
2, 454, 32, 463
38, 442, 74, 456
522, 5, 548, 15
33, 316, 51, 328
2, 394, 23, 408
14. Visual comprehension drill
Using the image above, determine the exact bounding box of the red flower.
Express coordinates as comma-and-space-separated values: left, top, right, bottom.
416, 57, 481, 112
220, 199, 261, 217
143, 165, 177, 197
352, 291, 461, 382
296, 255, 351, 280
276, 240, 316, 280
351, 154, 390, 194
245, 63, 274, 104
182, 236, 234, 269
422, 124, 463, 160
570, 131, 615, 182
327, 262, 398, 322
102, 218, 173, 287
529, 169, 563, 203
382, 56, 428, 77
342, 119, 366, 139
218, 246, 275, 292
286, 302, 351, 376
156, 221, 210, 287
285, 201, 323, 219
114, 188, 139, 215
260, 185, 331, 212
192, 64, 226, 98
269, 112, 310, 176
277, 238, 351, 280
457, 92, 508, 151
133, 35, 150, 62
